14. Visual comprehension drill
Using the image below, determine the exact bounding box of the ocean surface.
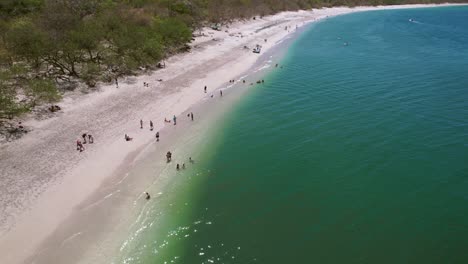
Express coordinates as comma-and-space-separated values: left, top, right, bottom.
117, 6, 468, 264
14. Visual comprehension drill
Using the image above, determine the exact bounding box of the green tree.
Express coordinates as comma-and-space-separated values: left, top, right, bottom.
4, 17, 47, 68
0, 84, 25, 119
155, 17, 192, 49
26, 79, 61, 107
0, 0, 43, 19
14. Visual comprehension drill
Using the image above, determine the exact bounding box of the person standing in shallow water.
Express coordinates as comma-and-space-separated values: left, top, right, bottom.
140, 119, 143, 129
220, 90, 223, 97
204, 86, 207, 93
156, 132, 159, 142
190, 112, 194, 121
173, 115, 177, 125
150, 120, 154, 131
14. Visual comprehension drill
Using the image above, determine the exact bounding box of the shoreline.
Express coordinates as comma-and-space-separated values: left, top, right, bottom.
0, 4, 465, 264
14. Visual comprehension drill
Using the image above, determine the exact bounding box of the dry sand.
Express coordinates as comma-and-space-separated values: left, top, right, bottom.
0, 4, 463, 264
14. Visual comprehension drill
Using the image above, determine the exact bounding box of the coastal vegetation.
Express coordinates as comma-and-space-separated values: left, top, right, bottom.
0, 0, 463, 120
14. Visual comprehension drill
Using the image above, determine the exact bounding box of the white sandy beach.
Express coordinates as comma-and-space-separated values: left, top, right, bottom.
0, 4, 463, 264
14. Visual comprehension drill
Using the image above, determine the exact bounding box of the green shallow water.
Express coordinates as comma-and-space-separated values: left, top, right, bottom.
120, 6, 468, 264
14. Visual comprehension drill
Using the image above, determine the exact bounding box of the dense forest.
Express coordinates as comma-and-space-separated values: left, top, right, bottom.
0, 0, 463, 120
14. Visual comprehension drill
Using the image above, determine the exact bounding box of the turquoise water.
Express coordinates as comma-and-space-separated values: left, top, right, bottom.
121, 7, 468, 263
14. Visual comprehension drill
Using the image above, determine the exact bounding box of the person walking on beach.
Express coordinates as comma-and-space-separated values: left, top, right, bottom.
173, 115, 177, 125
156, 132, 160, 142
190, 112, 194, 121
140, 119, 143, 129
204, 86, 207, 93
166, 151, 172, 162
150, 120, 154, 131
88, 134, 94, 144
82, 133, 87, 144
76, 140, 84, 152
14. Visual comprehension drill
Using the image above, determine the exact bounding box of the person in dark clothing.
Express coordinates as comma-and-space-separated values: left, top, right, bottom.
150, 120, 154, 131
156, 132, 160, 142
77, 140, 84, 152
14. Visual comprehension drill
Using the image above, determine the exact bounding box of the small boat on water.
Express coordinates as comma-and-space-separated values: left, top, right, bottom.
253, 44, 262, 54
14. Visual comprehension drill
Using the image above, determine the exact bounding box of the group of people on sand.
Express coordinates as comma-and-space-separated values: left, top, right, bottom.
162, 115, 178, 125
126, 119, 161, 142
140, 119, 154, 131
76, 133, 94, 152
120, 64, 281, 148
